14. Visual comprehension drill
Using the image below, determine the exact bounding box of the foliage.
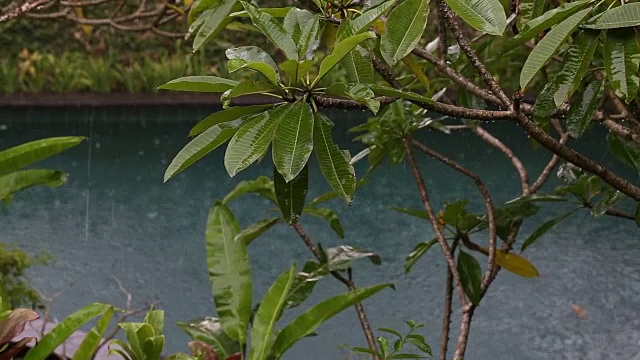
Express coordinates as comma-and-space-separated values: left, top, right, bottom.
0, 244, 53, 309
351, 321, 431, 359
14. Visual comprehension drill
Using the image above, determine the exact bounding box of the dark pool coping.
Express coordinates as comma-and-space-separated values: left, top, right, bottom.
0, 93, 280, 107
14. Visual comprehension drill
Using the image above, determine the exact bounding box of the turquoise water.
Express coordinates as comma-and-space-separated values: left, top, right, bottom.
1, 106, 640, 360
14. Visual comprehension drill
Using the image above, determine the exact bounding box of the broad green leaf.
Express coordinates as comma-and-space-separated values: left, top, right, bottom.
313, 112, 356, 203
583, 3, 640, 29
71, 307, 115, 360
235, 217, 281, 246
566, 79, 603, 138
272, 100, 314, 181
159, 76, 239, 93
191, 0, 240, 53
220, 81, 279, 108
285, 261, 327, 309
494, 250, 540, 277
228, 7, 291, 18
279, 60, 314, 86
325, 245, 382, 270
404, 239, 437, 273
240, 1, 299, 60
607, 133, 640, 178
442, 200, 482, 232
350, 0, 398, 34
283, 8, 320, 60
520, 8, 593, 90
341, 45, 374, 84
270, 284, 392, 358
457, 250, 481, 305
518, 0, 545, 29
304, 207, 345, 238
205, 202, 252, 345
222, 176, 276, 204
24, 303, 112, 360
380, 0, 429, 66
224, 104, 288, 177
190, 105, 276, 137
591, 190, 624, 217
274, 164, 308, 225
188, 0, 216, 24
604, 29, 640, 102
553, 30, 599, 107
532, 81, 559, 127
504, 0, 592, 52
391, 207, 428, 219
444, 0, 506, 35
0, 137, 84, 177
249, 265, 296, 360
226, 46, 280, 85
177, 317, 240, 359
145, 310, 164, 336
521, 208, 578, 252
165, 118, 248, 181
0, 170, 68, 200
326, 83, 380, 113
313, 32, 376, 86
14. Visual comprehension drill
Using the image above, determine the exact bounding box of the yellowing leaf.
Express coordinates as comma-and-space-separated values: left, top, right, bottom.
495, 250, 539, 278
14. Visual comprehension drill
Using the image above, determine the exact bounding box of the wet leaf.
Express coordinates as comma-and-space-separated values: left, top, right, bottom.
274, 164, 308, 225
304, 207, 345, 238
283, 8, 320, 60
495, 250, 539, 277
603, 29, 640, 102
177, 317, 240, 359
0, 136, 84, 176
314, 32, 376, 86
444, 0, 506, 35
521, 208, 578, 252
0, 170, 68, 201
272, 100, 314, 182
404, 238, 438, 273
607, 133, 640, 178
583, 3, 640, 29
159, 76, 238, 93
457, 250, 482, 305
222, 176, 276, 204
240, 1, 298, 60
235, 217, 281, 246
325, 245, 382, 270
566, 79, 603, 138
380, 0, 429, 65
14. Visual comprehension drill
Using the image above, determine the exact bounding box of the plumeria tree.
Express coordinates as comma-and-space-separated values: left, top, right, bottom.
152, 0, 640, 358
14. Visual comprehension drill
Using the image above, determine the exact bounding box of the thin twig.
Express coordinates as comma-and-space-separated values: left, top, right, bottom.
291, 223, 380, 359
439, 239, 458, 360
473, 125, 530, 195
402, 138, 468, 306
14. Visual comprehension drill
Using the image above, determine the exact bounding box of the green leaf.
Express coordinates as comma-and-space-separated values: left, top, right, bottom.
205, 202, 252, 345
518, 0, 545, 29
272, 100, 314, 181
285, 261, 327, 309
604, 29, 640, 103
165, 118, 248, 181
0, 137, 84, 177
24, 303, 112, 360
350, 0, 398, 34
326, 83, 380, 113
369, 84, 436, 105
566, 79, 603, 138
279, 60, 314, 86
177, 317, 241, 359
313, 112, 356, 204
380, 0, 429, 66
240, 1, 299, 60
249, 265, 296, 360
583, 3, 640, 29
607, 133, 640, 178
304, 207, 345, 238
444, 0, 506, 35
191, 0, 240, 53
404, 238, 437, 273
521, 208, 578, 252
159, 76, 239, 93
270, 284, 392, 358
222, 176, 276, 204
552, 30, 599, 107
494, 251, 540, 277
224, 104, 288, 177
226, 46, 280, 85
506, 194, 569, 204
190, 105, 276, 137
220, 81, 279, 108
283, 8, 320, 60
235, 217, 281, 246
591, 190, 624, 217
228, 7, 291, 18
519, 8, 592, 90
391, 207, 428, 219
71, 307, 115, 360
504, 0, 592, 52
457, 250, 481, 305
313, 32, 376, 86
0, 170, 68, 200
325, 245, 382, 270
341, 45, 374, 84
274, 164, 308, 225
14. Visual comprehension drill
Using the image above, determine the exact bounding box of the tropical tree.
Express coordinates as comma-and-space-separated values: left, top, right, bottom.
159, 0, 640, 358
